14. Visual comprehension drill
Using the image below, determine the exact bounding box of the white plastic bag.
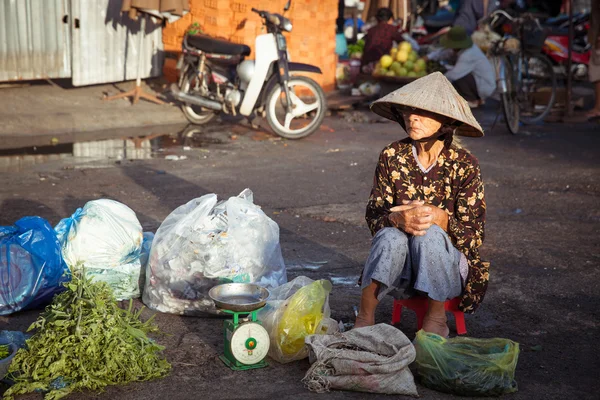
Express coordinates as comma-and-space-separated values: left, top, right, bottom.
55, 199, 144, 300
257, 276, 338, 364
143, 189, 287, 315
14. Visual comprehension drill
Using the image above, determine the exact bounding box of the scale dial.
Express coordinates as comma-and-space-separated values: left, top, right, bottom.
229, 322, 270, 365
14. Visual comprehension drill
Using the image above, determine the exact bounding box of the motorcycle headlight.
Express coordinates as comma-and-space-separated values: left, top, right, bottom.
281, 17, 293, 32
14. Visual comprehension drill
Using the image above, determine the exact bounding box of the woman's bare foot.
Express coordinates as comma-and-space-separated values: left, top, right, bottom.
353, 313, 375, 329
422, 315, 449, 337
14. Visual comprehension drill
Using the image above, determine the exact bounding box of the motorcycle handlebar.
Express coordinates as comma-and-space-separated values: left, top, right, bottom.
251, 8, 280, 25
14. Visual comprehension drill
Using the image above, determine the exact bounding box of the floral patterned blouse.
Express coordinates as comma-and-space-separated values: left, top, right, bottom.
365, 138, 488, 313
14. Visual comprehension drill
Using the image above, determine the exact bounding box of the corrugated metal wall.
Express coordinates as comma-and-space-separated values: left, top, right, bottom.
0, 0, 164, 86
0, 0, 71, 81
70, 0, 164, 86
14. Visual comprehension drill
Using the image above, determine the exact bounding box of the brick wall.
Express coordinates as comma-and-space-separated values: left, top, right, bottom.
162, 0, 338, 92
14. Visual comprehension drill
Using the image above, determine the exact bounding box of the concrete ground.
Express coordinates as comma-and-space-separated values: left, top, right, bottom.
0, 101, 598, 399
0, 79, 187, 150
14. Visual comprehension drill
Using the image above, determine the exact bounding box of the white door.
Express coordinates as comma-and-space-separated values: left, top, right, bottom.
0, 0, 71, 82
70, 0, 164, 86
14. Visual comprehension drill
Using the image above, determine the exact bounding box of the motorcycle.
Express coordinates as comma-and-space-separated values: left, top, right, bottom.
171, 0, 327, 139
542, 13, 591, 81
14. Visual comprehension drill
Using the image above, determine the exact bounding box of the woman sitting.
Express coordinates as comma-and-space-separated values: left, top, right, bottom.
354, 72, 489, 337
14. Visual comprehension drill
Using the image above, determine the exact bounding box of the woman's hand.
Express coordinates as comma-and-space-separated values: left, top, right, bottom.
388, 200, 432, 236
388, 200, 449, 236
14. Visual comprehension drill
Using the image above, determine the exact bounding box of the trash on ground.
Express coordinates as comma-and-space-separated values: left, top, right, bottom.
529, 344, 543, 352
414, 330, 520, 396
326, 148, 341, 153
287, 263, 325, 272
302, 324, 418, 396
4, 272, 170, 400
0, 217, 69, 316
258, 276, 337, 364
143, 189, 287, 316
165, 155, 187, 161
56, 199, 144, 301
329, 275, 360, 287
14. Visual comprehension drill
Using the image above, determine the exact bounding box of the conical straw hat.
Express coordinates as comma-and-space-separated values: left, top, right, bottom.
370, 72, 484, 137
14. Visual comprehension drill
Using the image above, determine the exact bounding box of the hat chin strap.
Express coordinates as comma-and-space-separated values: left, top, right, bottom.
413, 134, 444, 143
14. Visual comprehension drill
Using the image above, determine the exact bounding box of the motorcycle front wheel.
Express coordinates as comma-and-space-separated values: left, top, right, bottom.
265, 76, 327, 139
180, 70, 217, 125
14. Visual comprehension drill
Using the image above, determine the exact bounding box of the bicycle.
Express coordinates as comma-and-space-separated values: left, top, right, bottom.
487, 10, 557, 134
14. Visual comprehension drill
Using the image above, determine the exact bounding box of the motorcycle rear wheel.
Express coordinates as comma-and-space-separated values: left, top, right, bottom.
265, 76, 327, 139
180, 70, 217, 125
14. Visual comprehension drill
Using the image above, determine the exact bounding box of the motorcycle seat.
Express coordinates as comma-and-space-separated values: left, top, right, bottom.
186, 35, 251, 56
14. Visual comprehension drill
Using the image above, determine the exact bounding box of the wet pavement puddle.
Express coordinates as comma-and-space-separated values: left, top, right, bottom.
0, 124, 229, 172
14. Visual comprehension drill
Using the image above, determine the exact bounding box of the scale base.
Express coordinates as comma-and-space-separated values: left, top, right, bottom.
219, 355, 268, 371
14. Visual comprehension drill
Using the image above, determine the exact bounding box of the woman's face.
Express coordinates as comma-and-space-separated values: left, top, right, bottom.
403, 111, 443, 141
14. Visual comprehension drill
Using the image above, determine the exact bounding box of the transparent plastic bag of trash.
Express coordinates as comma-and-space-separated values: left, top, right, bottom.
0, 217, 69, 316
414, 330, 520, 396
143, 189, 287, 315
257, 276, 338, 363
55, 199, 144, 300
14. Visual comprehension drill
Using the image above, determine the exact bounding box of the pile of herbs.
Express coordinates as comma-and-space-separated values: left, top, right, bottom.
4, 271, 171, 400
0, 345, 9, 360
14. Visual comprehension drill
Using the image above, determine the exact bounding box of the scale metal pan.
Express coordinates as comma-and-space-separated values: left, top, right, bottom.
209, 283, 270, 312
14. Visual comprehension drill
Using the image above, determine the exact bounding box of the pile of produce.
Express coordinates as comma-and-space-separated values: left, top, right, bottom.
373, 41, 428, 78
4, 271, 171, 400
347, 39, 365, 60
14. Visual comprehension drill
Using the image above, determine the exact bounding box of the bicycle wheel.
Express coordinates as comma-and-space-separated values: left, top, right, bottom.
499, 55, 520, 134
517, 53, 556, 124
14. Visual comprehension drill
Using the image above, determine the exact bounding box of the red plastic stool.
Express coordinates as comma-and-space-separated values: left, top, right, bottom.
391, 297, 467, 335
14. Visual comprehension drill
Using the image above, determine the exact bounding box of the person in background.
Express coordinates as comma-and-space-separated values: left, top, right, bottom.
587, 0, 600, 121
453, 0, 499, 35
430, 26, 496, 108
361, 8, 404, 71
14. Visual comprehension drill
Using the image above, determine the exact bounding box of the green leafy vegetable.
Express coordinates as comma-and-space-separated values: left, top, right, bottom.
4, 271, 171, 400
0, 344, 9, 360
347, 39, 365, 56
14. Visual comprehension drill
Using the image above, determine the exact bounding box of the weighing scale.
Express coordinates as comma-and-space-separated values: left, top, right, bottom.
209, 283, 271, 371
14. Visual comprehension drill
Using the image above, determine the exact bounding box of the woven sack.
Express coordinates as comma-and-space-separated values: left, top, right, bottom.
302, 324, 418, 396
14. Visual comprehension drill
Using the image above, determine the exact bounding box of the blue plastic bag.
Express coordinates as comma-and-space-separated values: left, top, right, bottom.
0, 217, 69, 315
